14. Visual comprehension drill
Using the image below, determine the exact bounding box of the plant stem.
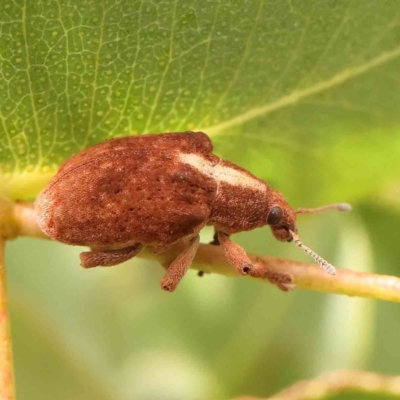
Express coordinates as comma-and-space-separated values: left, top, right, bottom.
6, 199, 400, 303
0, 239, 16, 400
138, 244, 400, 302
233, 370, 400, 400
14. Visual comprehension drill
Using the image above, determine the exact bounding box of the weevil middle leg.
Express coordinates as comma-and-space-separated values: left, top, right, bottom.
161, 235, 200, 292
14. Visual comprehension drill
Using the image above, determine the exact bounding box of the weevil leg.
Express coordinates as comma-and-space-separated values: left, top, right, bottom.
252, 258, 296, 292
217, 232, 295, 291
80, 243, 143, 268
199, 227, 220, 277
209, 227, 220, 245
160, 235, 200, 292
217, 232, 254, 275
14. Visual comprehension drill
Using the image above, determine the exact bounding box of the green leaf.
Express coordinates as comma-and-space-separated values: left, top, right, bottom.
1, 0, 400, 201
4, 3, 400, 399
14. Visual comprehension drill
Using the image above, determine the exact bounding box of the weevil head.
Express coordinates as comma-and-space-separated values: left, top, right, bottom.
264, 192, 351, 275
266, 189, 297, 242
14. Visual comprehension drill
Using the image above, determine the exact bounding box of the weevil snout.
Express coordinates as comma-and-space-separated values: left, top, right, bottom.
270, 221, 297, 242
286, 221, 298, 242
287, 221, 298, 241
268, 201, 352, 275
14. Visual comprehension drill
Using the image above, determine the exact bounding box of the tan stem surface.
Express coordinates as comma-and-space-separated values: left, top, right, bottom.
0, 239, 16, 400
233, 370, 400, 400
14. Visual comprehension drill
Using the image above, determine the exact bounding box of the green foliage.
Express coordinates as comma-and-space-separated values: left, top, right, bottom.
1, 0, 400, 399
2, 0, 400, 200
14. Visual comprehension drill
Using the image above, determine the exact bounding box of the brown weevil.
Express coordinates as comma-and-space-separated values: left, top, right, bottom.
35, 131, 351, 292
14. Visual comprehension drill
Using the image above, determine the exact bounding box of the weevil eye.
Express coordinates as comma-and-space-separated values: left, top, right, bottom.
267, 206, 283, 226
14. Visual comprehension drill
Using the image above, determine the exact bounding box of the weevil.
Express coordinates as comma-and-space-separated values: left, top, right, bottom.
35, 131, 351, 292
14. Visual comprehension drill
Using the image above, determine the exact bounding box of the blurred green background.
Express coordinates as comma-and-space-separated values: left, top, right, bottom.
2, 0, 400, 399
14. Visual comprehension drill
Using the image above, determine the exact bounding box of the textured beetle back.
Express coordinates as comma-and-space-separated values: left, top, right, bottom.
35, 132, 218, 249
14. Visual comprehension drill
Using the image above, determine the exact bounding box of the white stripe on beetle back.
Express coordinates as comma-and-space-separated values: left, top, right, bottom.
178, 153, 266, 192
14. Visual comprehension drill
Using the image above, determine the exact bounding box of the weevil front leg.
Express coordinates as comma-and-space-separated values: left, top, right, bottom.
217, 232, 295, 291
217, 232, 254, 275
161, 235, 200, 292
80, 243, 143, 268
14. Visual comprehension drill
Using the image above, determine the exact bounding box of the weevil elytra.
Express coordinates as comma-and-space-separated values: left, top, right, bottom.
35, 131, 351, 292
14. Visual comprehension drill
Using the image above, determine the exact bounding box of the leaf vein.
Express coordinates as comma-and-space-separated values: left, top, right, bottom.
84, 0, 106, 149
22, 2, 43, 165
201, 45, 400, 135
143, 0, 179, 133
196, 0, 265, 129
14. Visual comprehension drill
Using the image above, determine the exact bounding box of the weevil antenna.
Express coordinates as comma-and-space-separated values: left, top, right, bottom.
296, 203, 352, 215
289, 230, 336, 275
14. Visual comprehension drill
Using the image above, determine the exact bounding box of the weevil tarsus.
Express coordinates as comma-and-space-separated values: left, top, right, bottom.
253, 258, 296, 292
